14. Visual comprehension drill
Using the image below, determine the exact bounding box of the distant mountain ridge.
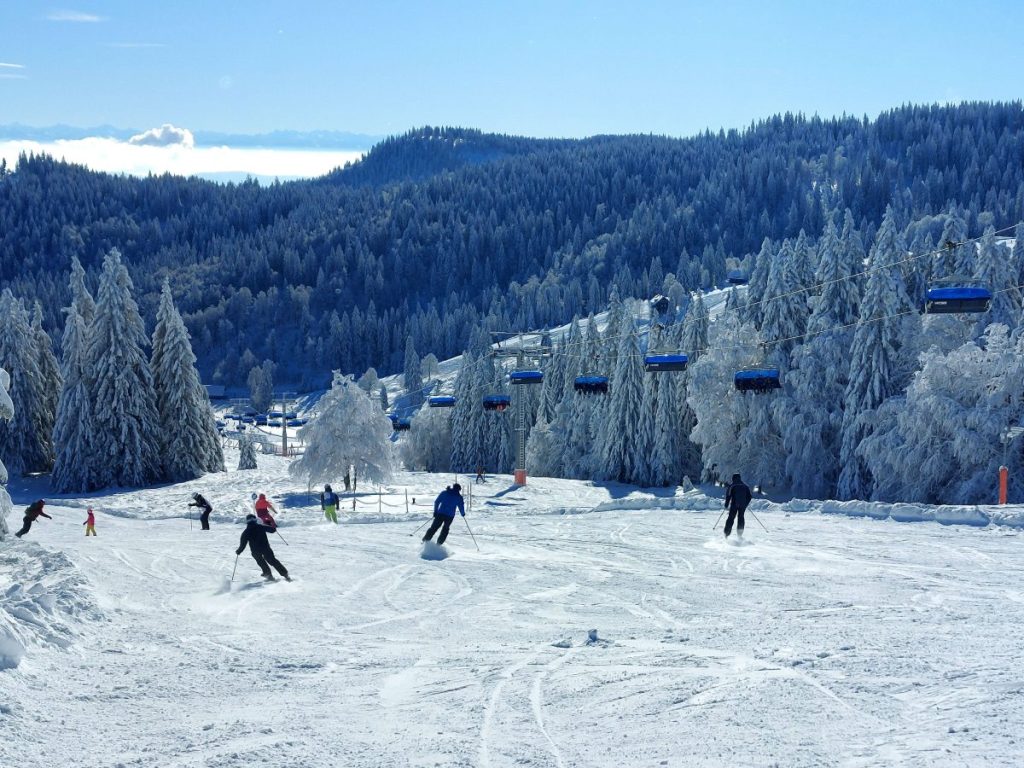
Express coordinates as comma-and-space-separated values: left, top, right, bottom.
2, 102, 1023, 392
0, 123, 381, 150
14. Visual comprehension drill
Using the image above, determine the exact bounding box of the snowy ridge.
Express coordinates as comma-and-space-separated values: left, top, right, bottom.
592, 490, 1024, 528
0, 544, 102, 669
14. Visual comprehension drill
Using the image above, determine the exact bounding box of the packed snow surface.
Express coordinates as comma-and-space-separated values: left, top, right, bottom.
3, 454, 1024, 766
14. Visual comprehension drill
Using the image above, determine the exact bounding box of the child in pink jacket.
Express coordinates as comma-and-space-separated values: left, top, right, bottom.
83, 508, 96, 536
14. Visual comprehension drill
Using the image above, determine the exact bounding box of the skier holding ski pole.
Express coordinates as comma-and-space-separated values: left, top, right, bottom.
189, 493, 213, 531
422, 484, 465, 546
723, 473, 752, 539
236, 514, 291, 582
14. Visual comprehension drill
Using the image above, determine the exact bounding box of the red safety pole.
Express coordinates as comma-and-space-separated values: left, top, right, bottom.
999, 465, 1008, 504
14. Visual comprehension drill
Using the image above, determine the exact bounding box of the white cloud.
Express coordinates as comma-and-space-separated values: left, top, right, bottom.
0, 63, 25, 69
0, 137, 364, 182
129, 123, 195, 148
47, 9, 104, 22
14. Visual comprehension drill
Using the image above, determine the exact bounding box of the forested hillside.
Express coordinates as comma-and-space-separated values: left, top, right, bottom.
2, 104, 1024, 389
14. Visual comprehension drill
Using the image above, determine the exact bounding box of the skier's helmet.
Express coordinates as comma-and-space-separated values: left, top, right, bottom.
251, 493, 258, 501
452, 483, 462, 492
325, 484, 332, 493
732, 473, 742, 483
245, 513, 256, 522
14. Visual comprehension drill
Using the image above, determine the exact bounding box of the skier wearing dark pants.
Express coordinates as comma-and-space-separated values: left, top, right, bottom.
423, 484, 465, 546
237, 515, 291, 581
724, 473, 752, 538
189, 493, 213, 530
15, 500, 51, 538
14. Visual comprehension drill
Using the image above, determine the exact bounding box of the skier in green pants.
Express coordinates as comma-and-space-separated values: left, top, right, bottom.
320, 484, 340, 524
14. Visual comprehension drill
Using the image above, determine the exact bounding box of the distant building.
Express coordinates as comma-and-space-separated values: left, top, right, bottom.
204, 384, 227, 400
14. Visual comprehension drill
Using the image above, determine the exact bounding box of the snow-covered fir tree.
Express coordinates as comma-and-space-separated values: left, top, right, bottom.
860, 324, 1024, 504
0, 368, 12, 540
597, 311, 644, 483
69, 256, 96, 326
775, 215, 861, 497
237, 431, 258, 470
974, 226, 1020, 335
150, 282, 224, 481
403, 336, 423, 403
687, 314, 765, 481
402, 405, 452, 472
51, 298, 96, 493
526, 411, 560, 477
837, 208, 915, 500
448, 352, 477, 472
743, 238, 773, 328
31, 303, 60, 470
1010, 222, 1024, 288
290, 372, 396, 488
86, 249, 162, 488
760, 239, 807, 357
0, 290, 49, 476
379, 385, 389, 411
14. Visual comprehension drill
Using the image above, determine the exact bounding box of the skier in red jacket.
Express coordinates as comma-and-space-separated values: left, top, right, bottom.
253, 493, 278, 529
83, 507, 97, 536
15, 500, 51, 538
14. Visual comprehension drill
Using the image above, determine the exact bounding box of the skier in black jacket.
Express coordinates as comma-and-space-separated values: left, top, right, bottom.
236, 515, 291, 581
723, 473, 752, 538
189, 493, 213, 530
15, 500, 51, 538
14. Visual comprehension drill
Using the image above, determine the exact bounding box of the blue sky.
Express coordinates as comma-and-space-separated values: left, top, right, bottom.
2, 1, 1023, 139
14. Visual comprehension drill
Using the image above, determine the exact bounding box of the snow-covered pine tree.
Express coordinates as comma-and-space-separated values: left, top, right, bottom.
403, 336, 423, 403
290, 372, 396, 487
86, 249, 162, 488
1010, 222, 1024, 289
861, 324, 1024, 504
51, 301, 96, 493
836, 207, 915, 500
526, 411, 561, 478
974, 225, 1021, 335
448, 351, 476, 472
743, 238, 773, 328
402, 405, 452, 472
0, 290, 49, 476
760, 239, 807, 358
776, 214, 861, 498
687, 314, 764, 481
151, 282, 224, 481
935, 209, 969, 279
596, 312, 644, 483
0, 368, 12, 540
379, 385, 389, 412
31, 303, 60, 470
69, 256, 96, 326
237, 431, 258, 470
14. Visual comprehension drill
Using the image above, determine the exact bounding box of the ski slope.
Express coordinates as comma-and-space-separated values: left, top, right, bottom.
2, 453, 1023, 767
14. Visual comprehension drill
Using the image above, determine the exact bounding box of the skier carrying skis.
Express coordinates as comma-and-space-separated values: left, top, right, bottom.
422, 483, 465, 546
189, 492, 213, 531
236, 514, 291, 582
253, 493, 278, 529
83, 507, 96, 536
320, 484, 340, 524
723, 473, 752, 538
14, 500, 51, 538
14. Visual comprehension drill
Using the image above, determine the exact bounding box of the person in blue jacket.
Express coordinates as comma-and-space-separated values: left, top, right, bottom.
422, 484, 465, 546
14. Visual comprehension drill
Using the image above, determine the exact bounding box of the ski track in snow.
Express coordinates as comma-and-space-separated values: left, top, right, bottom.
3, 461, 1024, 766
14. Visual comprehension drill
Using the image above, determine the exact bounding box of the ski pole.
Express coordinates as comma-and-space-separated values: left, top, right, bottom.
275, 529, 289, 546
409, 518, 431, 537
712, 508, 726, 530
230, 554, 239, 583
189, 508, 193, 532
462, 516, 480, 551
748, 509, 769, 533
